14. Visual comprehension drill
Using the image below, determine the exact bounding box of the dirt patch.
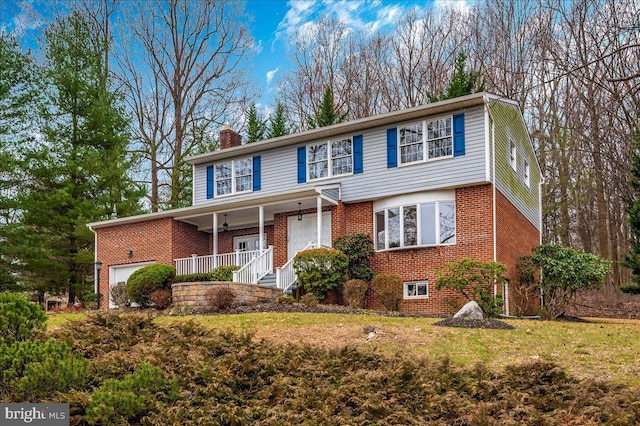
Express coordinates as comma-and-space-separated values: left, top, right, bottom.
433, 317, 516, 329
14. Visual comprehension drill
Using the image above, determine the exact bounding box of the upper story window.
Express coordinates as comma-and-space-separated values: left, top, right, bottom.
524, 160, 530, 187
398, 117, 452, 165
375, 200, 456, 250
215, 158, 252, 196
307, 138, 353, 180
509, 139, 517, 171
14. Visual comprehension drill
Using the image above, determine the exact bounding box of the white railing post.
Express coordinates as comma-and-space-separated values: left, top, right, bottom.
191, 254, 197, 274
232, 270, 239, 282
235, 249, 241, 266
276, 267, 281, 288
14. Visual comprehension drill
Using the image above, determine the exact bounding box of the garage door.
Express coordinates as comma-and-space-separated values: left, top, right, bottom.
288, 211, 332, 259
109, 262, 155, 308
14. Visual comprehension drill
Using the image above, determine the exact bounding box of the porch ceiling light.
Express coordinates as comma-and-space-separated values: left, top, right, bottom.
298, 203, 303, 221
223, 214, 229, 232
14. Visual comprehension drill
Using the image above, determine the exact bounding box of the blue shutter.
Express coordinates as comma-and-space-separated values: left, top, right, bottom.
453, 113, 465, 157
353, 135, 363, 174
252, 156, 261, 191
206, 165, 214, 199
297, 146, 306, 183
387, 128, 397, 168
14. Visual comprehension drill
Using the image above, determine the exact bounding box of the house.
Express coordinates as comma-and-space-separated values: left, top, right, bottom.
88, 92, 541, 315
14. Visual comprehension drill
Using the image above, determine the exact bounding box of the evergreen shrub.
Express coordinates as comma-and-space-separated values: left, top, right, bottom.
343, 279, 368, 308
620, 285, 640, 295
333, 233, 374, 281
371, 274, 403, 311
171, 265, 240, 283
0, 292, 47, 345
277, 294, 295, 305
293, 248, 348, 300
126, 264, 175, 307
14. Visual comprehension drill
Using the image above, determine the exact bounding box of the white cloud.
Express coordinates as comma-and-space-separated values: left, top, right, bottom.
433, 0, 471, 15
252, 38, 264, 55
276, 0, 319, 39
266, 67, 280, 84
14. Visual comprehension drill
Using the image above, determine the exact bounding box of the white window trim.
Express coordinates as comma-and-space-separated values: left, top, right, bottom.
509, 139, 517, 171
524, 160, 530, 187
398, 115, 454, 166
404, 281, 429, 299
215, 157, 253, 197
374, 200, 456, 251
307, 138, 354, 181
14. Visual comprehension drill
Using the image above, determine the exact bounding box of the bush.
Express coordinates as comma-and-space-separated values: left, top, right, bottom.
205, 287, 237, 311
82, 293, 99, 309
171, 265, 241, 283
0, 292, 47, 345
0, 339, 88, 401
300, 293, 319, 307
620, 285, 640, 295
333, 233, 375, 281
149, 290, 172, 310
371, 274, 403, 311
126, 264, 175, 307
110, 282, 128, 308
277, 294, 295, 305
293, 248, 348, 300
343, 279, 368, 309
435, 258, 507, 317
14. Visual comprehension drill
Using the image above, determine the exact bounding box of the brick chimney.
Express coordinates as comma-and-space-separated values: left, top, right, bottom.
219, 126, 242, 149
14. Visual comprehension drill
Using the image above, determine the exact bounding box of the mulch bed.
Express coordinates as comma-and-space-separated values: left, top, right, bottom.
433, 317, 516, 329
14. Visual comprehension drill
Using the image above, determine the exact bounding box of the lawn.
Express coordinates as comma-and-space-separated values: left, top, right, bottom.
49, 311, 640, 386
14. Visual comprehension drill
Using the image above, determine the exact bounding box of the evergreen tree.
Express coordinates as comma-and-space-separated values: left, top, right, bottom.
267, 102, 289, 139
625, 130, 640, 285
307, 87, 348, 129
9, 13, 143, 303
428, 50, 485, 103
245, 103, 266, 143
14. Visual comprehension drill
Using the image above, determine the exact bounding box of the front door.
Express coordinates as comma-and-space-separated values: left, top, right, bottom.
288, 211, 332, 259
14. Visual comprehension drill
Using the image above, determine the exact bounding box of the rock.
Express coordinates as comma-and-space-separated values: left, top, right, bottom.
366, 331, 376, 341
453, 301, 484, 320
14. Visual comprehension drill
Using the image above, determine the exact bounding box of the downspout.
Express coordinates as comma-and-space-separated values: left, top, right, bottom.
539, 177, 545, 307
490, 104, 501, 313
89, 225, 98, 296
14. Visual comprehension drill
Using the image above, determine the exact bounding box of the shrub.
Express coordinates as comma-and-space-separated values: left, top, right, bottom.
277, 294, 295, 305
333, 233, 375, 281
435, 258, 507, 317
343, 279, 368, 308
110, 282, 128, 308
300, 293, 319, 307
0, 292, 47, 345
293, 248, 348, 300
205, 287, 237, 311
82, 293, 99, 309
149, 290, 172, 310
620, 285, 640, 295
126, 264, 175, 307
0, 339, 88, 401
371, 274, 403, 311
171, 265, 241, 283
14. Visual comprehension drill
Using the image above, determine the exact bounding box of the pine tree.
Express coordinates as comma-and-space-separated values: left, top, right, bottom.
10, 13, 143, 303
245, 103, 266, 143
625, 131, 640, 285
428, 50, 485, 103
267, 102, 289, 139
307, 87, 348, 129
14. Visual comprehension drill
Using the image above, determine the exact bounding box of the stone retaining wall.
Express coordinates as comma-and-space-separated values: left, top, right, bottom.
172, 281, 281, 307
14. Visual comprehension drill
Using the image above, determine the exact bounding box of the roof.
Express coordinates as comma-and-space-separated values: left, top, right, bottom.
186, 92, 513, 165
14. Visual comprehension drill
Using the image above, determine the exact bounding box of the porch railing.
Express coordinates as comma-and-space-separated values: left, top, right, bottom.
276, 242, 317, 293
233, 246, 274, 284
174, 250, 262, 276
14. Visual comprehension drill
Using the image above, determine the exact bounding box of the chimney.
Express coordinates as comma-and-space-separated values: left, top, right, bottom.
219, 126, 242, 149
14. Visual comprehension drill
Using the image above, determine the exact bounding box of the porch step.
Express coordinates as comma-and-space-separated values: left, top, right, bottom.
259, 273, 277, 287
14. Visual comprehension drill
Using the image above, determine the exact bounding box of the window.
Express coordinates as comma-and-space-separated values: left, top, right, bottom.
375, 201, 456, 250
524, 160, 530, 187
215, 158, 252, 196
404, 281, 428, 299
398, 117, 452, 165
509, 139, 517, 171
307, 138, 353, 180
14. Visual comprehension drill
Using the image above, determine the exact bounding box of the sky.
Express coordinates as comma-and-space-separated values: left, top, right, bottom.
0, 0, 468, 110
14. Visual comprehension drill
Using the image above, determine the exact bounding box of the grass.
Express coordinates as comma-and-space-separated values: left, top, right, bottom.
49, 311, 640, 386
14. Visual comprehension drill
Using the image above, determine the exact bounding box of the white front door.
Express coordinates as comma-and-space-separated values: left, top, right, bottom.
288, 211, 332, 259
109, 262, 154, 308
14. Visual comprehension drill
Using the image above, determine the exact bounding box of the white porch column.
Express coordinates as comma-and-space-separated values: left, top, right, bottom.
317, 196, 322, 247
212, 213, 219, 268
259, 205, 265, 252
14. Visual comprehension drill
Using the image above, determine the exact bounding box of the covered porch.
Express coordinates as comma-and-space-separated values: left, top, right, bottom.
171, 185, 340, 293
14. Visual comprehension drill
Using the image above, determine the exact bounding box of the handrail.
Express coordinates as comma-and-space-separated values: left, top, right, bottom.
276, 241, 317, 293
233, 246, 274, 284
174, 250, 261, 275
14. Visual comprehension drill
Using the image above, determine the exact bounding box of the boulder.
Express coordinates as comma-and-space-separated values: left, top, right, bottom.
453, 301, 484, 320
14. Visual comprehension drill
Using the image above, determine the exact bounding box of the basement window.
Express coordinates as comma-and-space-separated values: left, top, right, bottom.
404, 281, 429, 299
